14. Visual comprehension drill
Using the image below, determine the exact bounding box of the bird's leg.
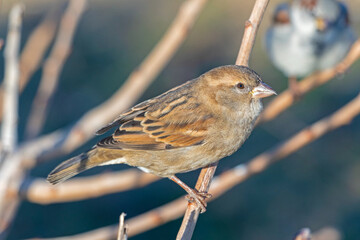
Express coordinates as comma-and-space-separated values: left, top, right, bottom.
169, 175, 212, 213
288, 76, 302, 100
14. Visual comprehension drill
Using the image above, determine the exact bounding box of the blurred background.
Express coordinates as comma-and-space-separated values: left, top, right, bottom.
1, 0, 360, 239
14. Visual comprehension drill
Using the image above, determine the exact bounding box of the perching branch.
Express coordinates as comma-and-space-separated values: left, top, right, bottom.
25, 0, 87, 139
177, 0, 270, 238
37, 91, 360, 240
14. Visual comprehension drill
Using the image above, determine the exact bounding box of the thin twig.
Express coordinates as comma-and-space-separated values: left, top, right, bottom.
35, 92, 360, 240
176, 0, 269, 238
0, 3, 24, 236
117, 213, 127, 240
235, 0, 269, 66
25, 0, 86, 139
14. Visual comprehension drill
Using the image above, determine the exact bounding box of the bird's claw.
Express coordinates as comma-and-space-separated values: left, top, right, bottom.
185, 191, 212, 213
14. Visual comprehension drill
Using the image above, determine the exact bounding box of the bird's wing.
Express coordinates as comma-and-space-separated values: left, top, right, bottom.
96, 84, 214, 151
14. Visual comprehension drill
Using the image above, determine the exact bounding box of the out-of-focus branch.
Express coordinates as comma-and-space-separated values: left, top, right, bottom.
0, 3, 24, 236
34, 198, 188, 240
177, 0, 270, 238
257, 39, 360, 124
37, 91, 360, 240
0, 4, 23, 157
0, 3, 62, 121
19, 169, 159, 204
312, 227, 341, 240
25, 0, 86, 139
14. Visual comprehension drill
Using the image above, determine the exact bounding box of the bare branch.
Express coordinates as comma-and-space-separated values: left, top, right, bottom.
0, 6, 24, 234
0, 3, 62, 122
38, 91, 360, 240
25, 0, 87, 139
117, 213, 127, 240
0, 5, 24, 233
20, 169, 159, 204
235, 0, 269, 66
0, 4, 24, 156
176, 0, 270, 238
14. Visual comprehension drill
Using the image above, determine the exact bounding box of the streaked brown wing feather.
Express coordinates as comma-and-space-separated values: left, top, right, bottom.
95, 100, 151, 135
96, 82, 214, 150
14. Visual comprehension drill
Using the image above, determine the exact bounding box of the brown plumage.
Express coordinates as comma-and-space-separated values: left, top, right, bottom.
47, 65, 276, 212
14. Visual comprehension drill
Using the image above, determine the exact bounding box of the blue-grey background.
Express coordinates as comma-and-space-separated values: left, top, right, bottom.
1, 0, 360, 239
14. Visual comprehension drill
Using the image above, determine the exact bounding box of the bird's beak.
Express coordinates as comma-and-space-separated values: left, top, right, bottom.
316, 17, 326, 32
251, 82, 277, 98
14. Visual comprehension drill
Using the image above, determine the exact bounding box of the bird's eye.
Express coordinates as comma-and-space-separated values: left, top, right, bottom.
236, 83, 245, 89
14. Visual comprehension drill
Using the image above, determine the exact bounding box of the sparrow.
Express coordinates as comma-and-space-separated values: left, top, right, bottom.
266, 0, 356, 96
47, 65, 276, 212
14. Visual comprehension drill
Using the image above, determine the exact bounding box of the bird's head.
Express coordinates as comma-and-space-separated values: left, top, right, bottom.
199, 65, 276, 113
272, 3, 291, 26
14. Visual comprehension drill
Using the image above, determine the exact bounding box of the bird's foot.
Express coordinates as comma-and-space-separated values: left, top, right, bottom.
169, 175, 212, 213
185, 190, 212, 213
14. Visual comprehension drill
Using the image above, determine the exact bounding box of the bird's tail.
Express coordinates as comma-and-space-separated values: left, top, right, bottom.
47, 147, 124, 185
